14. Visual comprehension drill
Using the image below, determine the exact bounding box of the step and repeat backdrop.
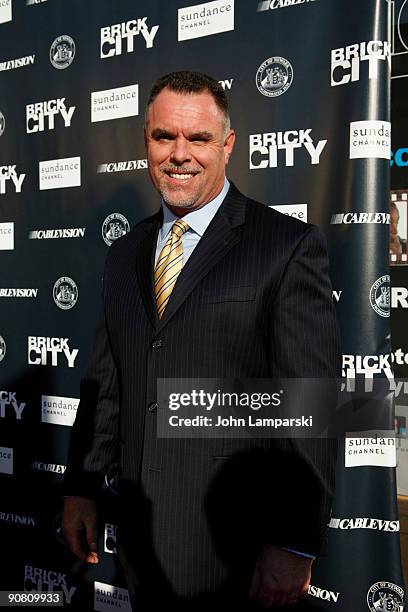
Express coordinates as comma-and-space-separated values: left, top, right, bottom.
0, 0, 405, 610
391, 0, 408, 500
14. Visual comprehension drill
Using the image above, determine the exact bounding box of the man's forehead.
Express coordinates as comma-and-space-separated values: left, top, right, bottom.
147, 89, 224, 127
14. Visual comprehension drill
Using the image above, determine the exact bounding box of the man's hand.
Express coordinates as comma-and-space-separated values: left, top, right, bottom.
390, 234, 402, 255
62, 496, 99, 564
249, 544, 313, 607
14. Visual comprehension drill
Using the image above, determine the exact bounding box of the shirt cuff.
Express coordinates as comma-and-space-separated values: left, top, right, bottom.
280, 547, 316, 560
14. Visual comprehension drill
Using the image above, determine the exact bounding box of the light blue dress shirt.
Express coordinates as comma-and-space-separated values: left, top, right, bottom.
155, 177, 314, 561
155, 178, 230, 266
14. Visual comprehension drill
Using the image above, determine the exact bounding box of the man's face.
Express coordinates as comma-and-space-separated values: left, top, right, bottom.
390, 204, 400, 236
144, 88, 235, 213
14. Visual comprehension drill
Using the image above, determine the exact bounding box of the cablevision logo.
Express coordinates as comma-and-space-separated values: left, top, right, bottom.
0, 0, 12, 24
100, 18, 159, 58
367, 582, 404, 612
102, 213, 130, 245
307, 585, 340, 604
49, 35, 75, 69
257, 0, 315, 10
97, 159, 147, 174
178, 0, 234, 42
256, 57, 293, 97
91, 84, 139, 123
53, 277, 78, 310
331, 212, 390, 224
0, 54, 35, 72
0, 288, 38, 298
29, 227, 85, 240
329, 517, 399, 532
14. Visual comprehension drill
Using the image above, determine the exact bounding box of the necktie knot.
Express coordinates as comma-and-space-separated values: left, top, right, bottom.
172, 219, 189, 238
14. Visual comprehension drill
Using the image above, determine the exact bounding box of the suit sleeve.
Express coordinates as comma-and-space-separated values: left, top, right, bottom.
63, 305, 120, 500
270, 224, 341, 378
268, 224, 341, 556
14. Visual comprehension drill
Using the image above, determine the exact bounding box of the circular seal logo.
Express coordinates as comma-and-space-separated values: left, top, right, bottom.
103, 464, 119, 495
370, 275, 390, 317
53, 277, 78, 310
367, 581, 404, 612
256, 57, 293, 97
50, 35, 75, 70
0, 336, 5, 362
102, 213, 130, 246
52, 513, 67, 546
0, 111, 5, 137
398, 0, 408, 52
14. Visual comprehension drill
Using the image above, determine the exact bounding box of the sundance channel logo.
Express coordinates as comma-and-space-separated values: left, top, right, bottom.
94, 582, 131, 612
39, 157, 81, 191
0, 0, 12, 24
345, 434, 396, 468
0, 222, 14, 250
41, 395, 79, 426
0, 446, 13, 475
349, 120, 391, 160
91, 84, 138, 123
178, 0, 234, 41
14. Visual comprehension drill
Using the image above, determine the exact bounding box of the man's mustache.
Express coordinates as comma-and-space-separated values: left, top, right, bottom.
160, 165, 200, 174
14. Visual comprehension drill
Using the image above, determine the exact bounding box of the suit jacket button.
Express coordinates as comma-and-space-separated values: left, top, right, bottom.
148, 402, 158, 413
152, 340, 163, 349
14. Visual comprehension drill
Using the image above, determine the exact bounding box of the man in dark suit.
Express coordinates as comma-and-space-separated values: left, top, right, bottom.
63, 71, 340, 610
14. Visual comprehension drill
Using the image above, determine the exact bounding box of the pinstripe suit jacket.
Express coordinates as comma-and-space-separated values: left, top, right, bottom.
64, 182, 341, 598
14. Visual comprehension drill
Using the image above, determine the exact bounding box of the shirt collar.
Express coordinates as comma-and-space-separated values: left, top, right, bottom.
160, 178, 230, 240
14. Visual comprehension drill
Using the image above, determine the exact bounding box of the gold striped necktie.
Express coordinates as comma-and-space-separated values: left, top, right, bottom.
154, 218, 189, 319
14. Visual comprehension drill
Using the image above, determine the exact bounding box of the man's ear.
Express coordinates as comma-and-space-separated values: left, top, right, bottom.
224, 129, 236, 165
144, 127, 148, 150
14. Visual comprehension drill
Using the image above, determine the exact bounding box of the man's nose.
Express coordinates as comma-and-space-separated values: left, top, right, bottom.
170, 136, 191, 164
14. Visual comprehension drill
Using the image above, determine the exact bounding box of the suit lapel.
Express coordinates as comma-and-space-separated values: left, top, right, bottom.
135, 211, 161, 329
157, 182, 247, 331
